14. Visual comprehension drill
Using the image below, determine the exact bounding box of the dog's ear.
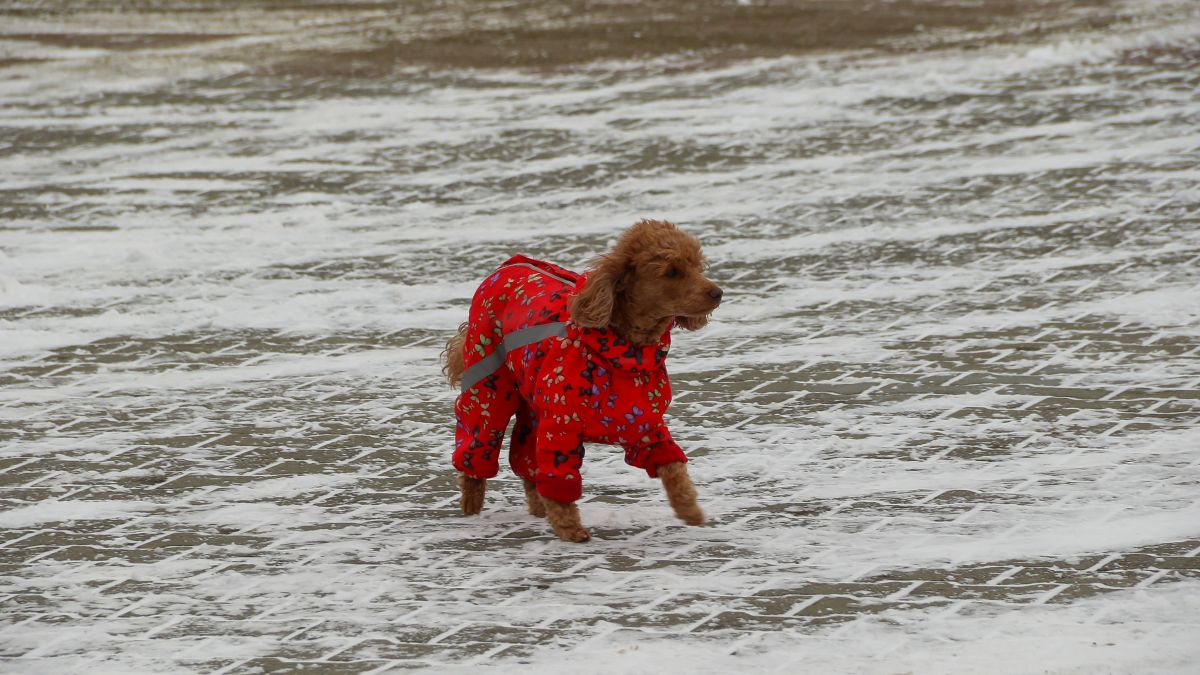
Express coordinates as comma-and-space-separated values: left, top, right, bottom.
675, 315, 708, 331
570, 253, 627, 328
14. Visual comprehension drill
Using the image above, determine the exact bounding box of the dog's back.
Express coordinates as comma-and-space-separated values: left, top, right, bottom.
442, 256, 580, 394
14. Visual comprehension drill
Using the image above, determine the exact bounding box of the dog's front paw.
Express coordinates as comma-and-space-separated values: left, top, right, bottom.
678, 505, 706, 526
557, 526, 592, 543
541, 496, 590, 542
658, 462, 705, 526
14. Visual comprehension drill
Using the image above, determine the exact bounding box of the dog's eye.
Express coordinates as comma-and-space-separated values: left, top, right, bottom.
664, 266, 680, 279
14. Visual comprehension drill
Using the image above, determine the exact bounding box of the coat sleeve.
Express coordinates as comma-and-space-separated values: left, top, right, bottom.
530, 361, 587, 503
533, 424, 586, 503
622, 423, 688, 478
620, 360, 687, 478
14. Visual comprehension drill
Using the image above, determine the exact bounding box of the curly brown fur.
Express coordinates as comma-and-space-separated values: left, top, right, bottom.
570, 219, 722, 345
658, 461, 705, 525
442, 321, 469, 388
459, 474, 486, 515
540, 496, 591, 542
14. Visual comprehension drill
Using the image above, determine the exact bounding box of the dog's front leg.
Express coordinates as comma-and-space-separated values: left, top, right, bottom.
459, 474, 486, 515
531, 425, 589, 541
658, 461, 705, 525
540, 496, 591, 542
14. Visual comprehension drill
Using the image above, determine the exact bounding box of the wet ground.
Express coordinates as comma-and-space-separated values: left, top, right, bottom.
0, 0, 1127, 73
2, 0, 1200, 672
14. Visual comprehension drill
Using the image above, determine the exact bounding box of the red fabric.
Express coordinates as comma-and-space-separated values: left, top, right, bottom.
453, 255, 688, 504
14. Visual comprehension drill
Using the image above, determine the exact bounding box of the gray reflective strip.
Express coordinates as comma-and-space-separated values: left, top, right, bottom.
459, 322, 569, 393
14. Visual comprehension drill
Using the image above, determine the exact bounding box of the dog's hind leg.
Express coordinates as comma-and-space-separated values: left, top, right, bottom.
453, 374, 520, 516
508, 400, 545, 517
522, 478, 546, 518
658, 461, 705, 526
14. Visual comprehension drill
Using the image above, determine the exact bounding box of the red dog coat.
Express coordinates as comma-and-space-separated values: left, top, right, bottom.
453, 255, 688, 504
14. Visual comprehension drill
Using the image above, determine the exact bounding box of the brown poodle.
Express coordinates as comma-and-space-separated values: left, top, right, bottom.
443, 219, 721, 541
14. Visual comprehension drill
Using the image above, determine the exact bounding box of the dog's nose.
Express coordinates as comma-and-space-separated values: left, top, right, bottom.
709, 287, 723, 302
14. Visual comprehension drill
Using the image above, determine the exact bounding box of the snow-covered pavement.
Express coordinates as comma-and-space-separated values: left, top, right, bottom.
2, 1, 1199, 672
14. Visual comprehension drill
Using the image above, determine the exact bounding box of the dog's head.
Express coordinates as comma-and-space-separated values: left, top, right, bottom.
570, 219, 722, 344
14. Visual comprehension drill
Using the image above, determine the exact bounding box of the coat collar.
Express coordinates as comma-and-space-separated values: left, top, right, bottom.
568, 323, 671, 376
